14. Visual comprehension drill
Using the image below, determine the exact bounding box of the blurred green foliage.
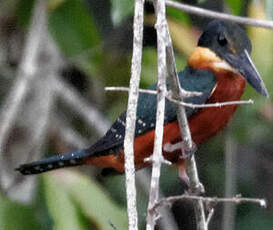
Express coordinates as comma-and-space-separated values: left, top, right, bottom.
43, 171, 128, 229
1, 0, 273, 229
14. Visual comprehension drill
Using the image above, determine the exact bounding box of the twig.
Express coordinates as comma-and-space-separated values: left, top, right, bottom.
164, 11, 207, 230
222, 132, 237, 230
123, 0, 145, 229
105, 86, 158, 95
146, 0, 168, 229
154, 194, 267, 209
105, 86, 201, 97
206, 208, 215, 227
105, 87, 253, 108
136, 170, 179, 230
164, 0, 273, 29
166, 95, 253, 108
53, 77, 110, 136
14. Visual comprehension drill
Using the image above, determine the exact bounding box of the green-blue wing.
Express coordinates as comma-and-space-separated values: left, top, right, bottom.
85, 67, 216, 156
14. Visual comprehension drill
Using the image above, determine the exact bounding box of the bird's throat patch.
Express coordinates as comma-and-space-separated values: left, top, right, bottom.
188, 47, 237, 74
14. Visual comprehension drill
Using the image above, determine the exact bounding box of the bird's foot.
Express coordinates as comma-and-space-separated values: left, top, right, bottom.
189, 182, 205, 195
178, 165, 190, 186
179, 165, 205, 194
180, 141, 197, 159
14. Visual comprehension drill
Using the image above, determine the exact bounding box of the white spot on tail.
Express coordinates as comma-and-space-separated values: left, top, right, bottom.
118, 118, 126, 126
111, 128, 117, 133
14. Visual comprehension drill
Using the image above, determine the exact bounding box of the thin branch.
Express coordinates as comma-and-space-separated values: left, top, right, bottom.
222, 132, 237, 230
164, 13, 207, 230
146, 0, 168, 228
166, 95, 253, 108
136, 170, 179, 230
154, 194, 267, 210
105, 87, 253, 108
53, 77, 110, 136
105, 86, 158, 95
164, 0, 273, 29
123, 0, 145, 229
206, 208, 215, 227
105, 86, 201, 97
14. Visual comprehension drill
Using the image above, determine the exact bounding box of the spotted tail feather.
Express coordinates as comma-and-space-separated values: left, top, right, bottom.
16, 150, 87, 175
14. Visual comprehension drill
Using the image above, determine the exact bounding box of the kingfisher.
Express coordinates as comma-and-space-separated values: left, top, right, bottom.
16, 20, 268, 181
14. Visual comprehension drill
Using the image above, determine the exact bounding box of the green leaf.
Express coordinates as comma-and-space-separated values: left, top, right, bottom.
0, 194, 41, 230
16, 0, 35, 27
166, 6, 190, 24
141, 48, 158, 87
49, 0, 100, 57
43, 174, 88, 230
225, 0, 242, 15
111, 0, 134, 26
43, 170, 128, 230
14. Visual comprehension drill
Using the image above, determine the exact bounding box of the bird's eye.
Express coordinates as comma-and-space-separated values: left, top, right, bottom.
218, 33, 227, 46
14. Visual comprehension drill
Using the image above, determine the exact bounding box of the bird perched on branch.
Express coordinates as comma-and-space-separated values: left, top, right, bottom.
16, 20, 268, 182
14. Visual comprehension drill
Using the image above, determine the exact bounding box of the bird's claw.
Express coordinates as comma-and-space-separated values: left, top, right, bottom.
180, 141, 197, 159
188, 182, 205, 195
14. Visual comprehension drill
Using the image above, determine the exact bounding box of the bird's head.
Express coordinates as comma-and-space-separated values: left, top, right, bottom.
189, 19, 268, 97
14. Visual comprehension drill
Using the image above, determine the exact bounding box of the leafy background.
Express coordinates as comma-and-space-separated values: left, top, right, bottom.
0, 0, 273, 229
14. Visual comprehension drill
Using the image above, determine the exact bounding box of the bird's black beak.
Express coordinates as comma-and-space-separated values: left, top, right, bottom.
224, 49, 269, 98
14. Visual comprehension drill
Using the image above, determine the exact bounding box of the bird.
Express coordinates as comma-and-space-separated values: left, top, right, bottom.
16, 20, 268, 182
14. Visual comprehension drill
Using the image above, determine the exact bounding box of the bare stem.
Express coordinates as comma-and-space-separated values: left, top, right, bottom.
222, 132, 237, 230
154, 194, 267, 209
123, 0, 145, 229
164, 15, 207, 230
136, 170, 179, 230
164, 0, 273, 29
166, 95, 253, 108
105, 87, 253, 108
146, 0, 168, 229
105, 86, 201, 97
206, 208, 215, 227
